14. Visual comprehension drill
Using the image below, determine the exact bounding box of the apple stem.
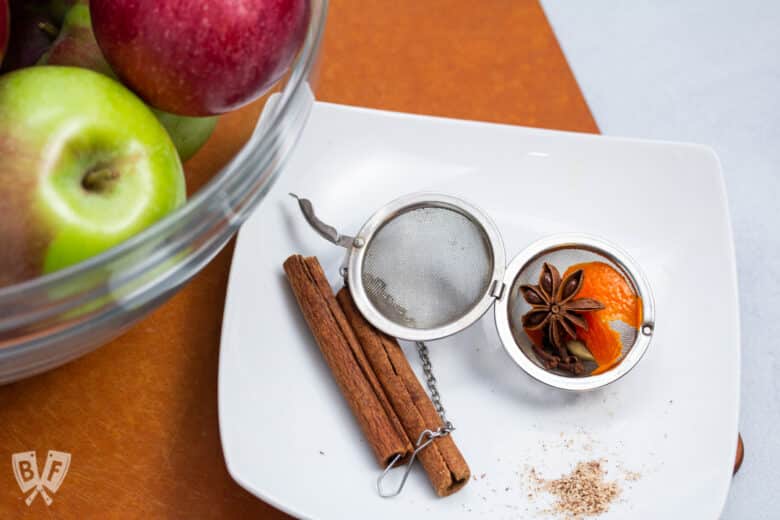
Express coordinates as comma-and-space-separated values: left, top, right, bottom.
37, 21, 60, 40
82, 167, 120, 193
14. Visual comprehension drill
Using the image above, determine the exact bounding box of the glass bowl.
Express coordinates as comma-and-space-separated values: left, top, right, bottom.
0, 0, 329, 383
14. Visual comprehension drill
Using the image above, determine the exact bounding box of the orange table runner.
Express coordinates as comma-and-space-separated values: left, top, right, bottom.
0, 1, 596, 517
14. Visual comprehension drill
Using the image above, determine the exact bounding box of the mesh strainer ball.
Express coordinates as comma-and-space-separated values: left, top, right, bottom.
348, 195, 506, 342
294, 192, 655, 391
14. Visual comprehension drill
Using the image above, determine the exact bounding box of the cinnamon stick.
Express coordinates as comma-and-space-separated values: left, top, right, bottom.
337, 288, 471, 497
284, 255, 412, 466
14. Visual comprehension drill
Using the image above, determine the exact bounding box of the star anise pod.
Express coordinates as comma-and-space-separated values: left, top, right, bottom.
519, 262, 604, 357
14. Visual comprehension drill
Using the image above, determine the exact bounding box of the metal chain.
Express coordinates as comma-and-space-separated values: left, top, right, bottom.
415, 341, 455, 433
342, 267, 459, 497
377, 341, 457, 497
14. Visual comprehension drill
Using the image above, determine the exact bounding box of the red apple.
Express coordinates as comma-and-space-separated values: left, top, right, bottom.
90, 0, 310, 116
0, 0, 8, 66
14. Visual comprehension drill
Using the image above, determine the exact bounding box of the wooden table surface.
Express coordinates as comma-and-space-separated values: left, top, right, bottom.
0, 1, 597, 517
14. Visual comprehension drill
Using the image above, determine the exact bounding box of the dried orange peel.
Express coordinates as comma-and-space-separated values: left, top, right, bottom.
563, 261, 642, 374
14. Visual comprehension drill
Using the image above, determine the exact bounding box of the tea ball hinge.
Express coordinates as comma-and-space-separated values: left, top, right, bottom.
490, 280, 506, 300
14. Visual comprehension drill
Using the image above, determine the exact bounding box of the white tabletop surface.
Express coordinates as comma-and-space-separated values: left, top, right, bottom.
541, 1, 779, 517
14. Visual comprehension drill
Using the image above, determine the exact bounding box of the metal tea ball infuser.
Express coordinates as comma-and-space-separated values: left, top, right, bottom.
290, 192, 655, 496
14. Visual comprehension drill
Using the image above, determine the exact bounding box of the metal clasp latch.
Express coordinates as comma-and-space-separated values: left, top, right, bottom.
376, 426, 453, 498
289, 194, 355, 248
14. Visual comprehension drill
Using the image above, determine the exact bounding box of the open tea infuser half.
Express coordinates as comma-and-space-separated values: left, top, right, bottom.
291, 192, 655, 496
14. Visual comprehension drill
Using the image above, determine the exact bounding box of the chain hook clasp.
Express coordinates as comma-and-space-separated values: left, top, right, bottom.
377, 427, 452, 498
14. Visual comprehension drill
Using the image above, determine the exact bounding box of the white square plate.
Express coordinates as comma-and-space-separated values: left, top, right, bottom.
219, 102, 739, 519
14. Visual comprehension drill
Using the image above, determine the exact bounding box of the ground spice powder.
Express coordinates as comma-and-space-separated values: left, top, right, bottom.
528, 460, 621, 519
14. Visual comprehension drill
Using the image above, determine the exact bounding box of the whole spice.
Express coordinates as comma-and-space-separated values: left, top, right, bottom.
567, 340, 595, 362
284, 255, 412, 466
520, 263, 603, 374
285, 254, 470, 498
337, 289, 470, 496
520, 263, 604, 352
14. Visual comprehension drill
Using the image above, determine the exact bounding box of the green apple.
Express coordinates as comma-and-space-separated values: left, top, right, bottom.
151, 109, 217, 162
45, 0, 77, 24
0, 66, 185, 286
38, 1, 217, 161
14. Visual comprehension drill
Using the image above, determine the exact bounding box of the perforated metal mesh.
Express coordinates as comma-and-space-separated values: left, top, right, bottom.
361, 206, 493, 330
506, 247, 640, 377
